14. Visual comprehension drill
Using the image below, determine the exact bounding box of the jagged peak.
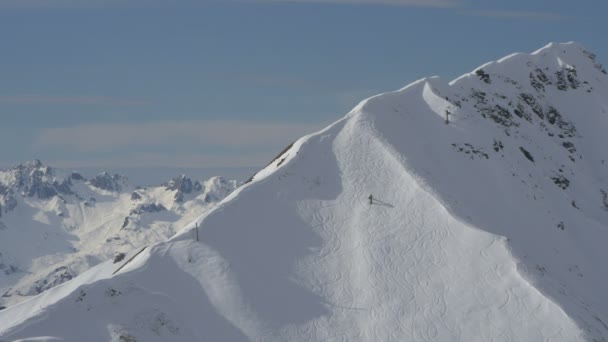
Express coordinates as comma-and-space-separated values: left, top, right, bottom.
17, 159, 44, 170
88, 172, 127, 192
165, 174, 195, 191
0, 160, 69, 200
2, 159, 51, 175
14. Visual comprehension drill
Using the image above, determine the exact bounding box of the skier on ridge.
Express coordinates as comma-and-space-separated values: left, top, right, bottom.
368, 194, 373, 205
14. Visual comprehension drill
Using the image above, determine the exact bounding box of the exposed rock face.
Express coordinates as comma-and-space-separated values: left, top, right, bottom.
88, 172, 126, 192
165, 175, 202, 202
129, 203, 166, 216
70, 172, 85, 181
166, 175, 194, 193
0, 160, 74, 213
0, 160, 74, 200
21, 266, 74, 296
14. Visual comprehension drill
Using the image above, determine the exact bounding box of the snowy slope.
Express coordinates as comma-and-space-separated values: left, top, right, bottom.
0, 162, 238, 308
2, 42, 608, 341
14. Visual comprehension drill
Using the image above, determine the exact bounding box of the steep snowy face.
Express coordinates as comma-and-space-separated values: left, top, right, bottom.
0, 161, 238, 308
335, 41, 608, 340
1, 42, 607, 342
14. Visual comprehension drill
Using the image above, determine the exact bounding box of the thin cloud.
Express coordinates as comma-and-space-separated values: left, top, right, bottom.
32, 120, 327, 153
0, 95, 151, 106
0, 0, 460, 8
464, 10, 567, 21
247, 0, 459, 7
0, 0, 120, 8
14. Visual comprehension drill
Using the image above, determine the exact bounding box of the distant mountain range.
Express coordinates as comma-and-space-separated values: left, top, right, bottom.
0, 160, 238, 308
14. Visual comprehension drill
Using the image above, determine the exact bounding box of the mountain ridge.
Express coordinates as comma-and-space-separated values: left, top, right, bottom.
2, 42, 608, 341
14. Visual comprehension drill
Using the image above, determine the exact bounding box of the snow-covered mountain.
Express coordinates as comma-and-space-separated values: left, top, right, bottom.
2, 42, 608, 341
0, 160, 238, 308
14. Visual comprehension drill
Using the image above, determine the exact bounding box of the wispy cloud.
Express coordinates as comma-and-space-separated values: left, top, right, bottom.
0, 0, 116, 9
33, 120, 326, 153
247, 0, 459, 7
0, 95, 151, 105
0, 0, 460, 8
464, 10, 567, 21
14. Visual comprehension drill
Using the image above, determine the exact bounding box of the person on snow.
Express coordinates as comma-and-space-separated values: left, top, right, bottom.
368, 194, 373, 205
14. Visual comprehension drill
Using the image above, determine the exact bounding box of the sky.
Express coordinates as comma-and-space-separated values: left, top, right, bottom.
0, 0, 606, 183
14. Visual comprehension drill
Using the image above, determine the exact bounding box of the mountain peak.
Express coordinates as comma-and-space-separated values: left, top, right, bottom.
2, 43, 607, 342
88, 172, 127, 192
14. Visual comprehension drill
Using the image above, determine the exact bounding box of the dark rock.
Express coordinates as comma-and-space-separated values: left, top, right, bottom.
529, 72, 545, 92
113, 253, 126, 264
566, 67, 580, 89
70, 172, 85, 181
89, 172, 126, 192
556, 70, 569, 91
165, 175, 201, 202
552, 175, 570, 189
130, 203, 166, 216
601, 189, 608, 211
562, 141, 576, 154
519, 93, 544, 120
121, 217, 129, 229
519, 147, 535, 163
53, 179, 73, 196
166, 175, 194, 194
546, 107, 577, 138
131, 192, 142, 201
22, 266, 74, 296
475, 69, 491, 84
0, 160, 75, 202
106, 288, 122, 297
451, 143, 489, 160
493, 140, 504, 152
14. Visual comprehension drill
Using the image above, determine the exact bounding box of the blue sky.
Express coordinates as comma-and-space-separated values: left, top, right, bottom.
0, 0, 606, 181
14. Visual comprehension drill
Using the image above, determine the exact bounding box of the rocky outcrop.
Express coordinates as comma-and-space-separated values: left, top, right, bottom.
21, 266, 74, 296
129, 203, 166, 216
165, 175, 203, 202
88, 172, 126, 192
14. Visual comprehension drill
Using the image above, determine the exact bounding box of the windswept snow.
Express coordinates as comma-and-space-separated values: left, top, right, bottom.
2, 42, 608, 341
